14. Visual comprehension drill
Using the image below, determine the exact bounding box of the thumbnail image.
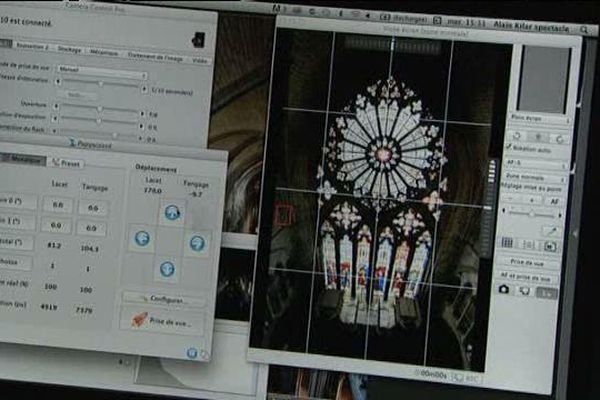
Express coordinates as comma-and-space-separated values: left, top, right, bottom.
267, 366, 368, 400
215, 247, 255, 322
251, 29, 511, 373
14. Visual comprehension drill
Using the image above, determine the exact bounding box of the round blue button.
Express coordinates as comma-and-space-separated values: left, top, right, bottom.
159, 261, 176, 278
189, 235, 205, 252
186, 347, 198, 359
134, 230, 150, 247
164, 205, 181, 221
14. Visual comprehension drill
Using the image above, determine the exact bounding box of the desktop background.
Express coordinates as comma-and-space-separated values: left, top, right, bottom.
206, 13, 274, 236
207, 12, 274, 321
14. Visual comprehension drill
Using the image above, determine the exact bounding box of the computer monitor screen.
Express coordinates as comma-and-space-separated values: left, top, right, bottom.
0, 2, 596, 400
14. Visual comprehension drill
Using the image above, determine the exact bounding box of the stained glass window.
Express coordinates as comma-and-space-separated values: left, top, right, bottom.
318, 77, 444, 329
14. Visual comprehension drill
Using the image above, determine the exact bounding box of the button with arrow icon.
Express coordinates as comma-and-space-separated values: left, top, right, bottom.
159, 199, 185, 227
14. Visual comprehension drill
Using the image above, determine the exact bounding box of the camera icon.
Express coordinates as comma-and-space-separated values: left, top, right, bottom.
544, 241, 558, 253
191, 32, 205, 49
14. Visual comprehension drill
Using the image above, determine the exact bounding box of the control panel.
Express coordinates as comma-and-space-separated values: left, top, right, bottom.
0, 142, 227, 361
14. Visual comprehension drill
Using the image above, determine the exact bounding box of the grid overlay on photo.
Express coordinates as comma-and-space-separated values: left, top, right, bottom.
260, 30, 496, 367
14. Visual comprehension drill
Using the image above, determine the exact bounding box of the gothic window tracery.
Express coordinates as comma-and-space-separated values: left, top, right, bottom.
318, 77, 446, 328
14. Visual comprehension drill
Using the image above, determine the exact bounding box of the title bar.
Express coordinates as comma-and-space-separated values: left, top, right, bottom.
0, 2, 217, 56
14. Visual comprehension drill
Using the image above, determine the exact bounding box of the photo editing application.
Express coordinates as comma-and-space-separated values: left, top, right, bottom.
250, 14, 584, 396
253, 26, 508, 373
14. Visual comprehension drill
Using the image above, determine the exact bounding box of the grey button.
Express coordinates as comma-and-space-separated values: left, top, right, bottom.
0, 38, 13, 48
527, 131, 549, 143
536, 287, 559, 300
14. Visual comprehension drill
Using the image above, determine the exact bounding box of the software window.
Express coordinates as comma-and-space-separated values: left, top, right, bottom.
0, 2, 216, 147
248, 15, 582, 395
0, 141, 227, 360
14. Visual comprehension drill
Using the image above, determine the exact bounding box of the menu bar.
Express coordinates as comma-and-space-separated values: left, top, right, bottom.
190, 1, 599, 37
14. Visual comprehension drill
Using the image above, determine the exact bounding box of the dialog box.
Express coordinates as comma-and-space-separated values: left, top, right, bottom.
0, 141, 227, 361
